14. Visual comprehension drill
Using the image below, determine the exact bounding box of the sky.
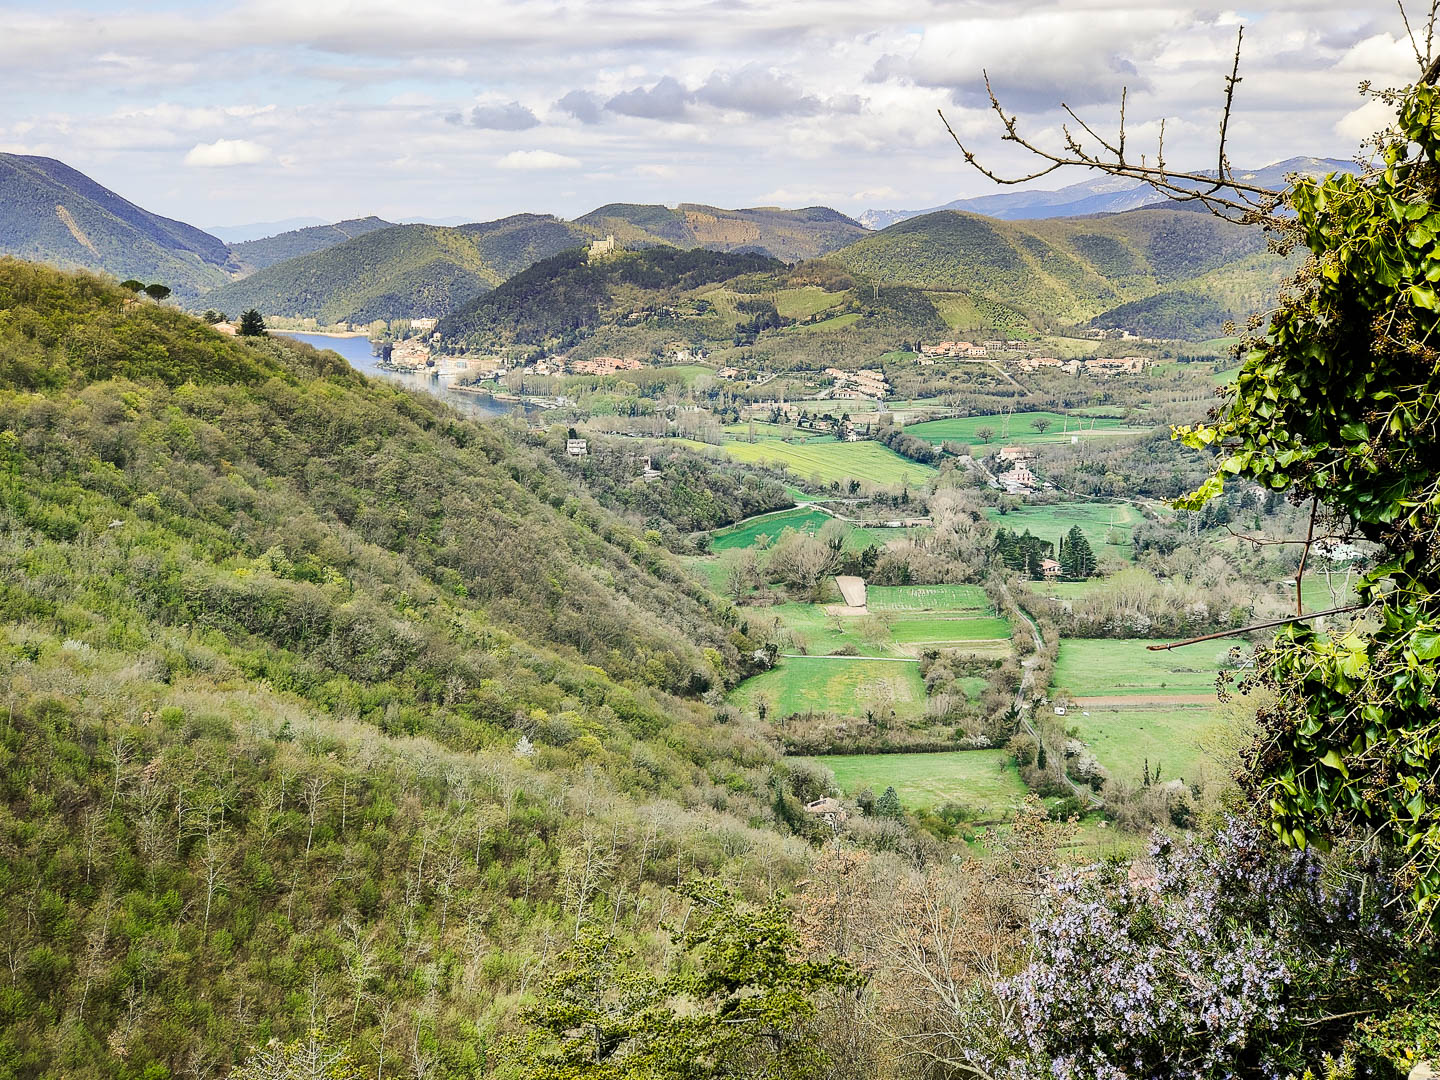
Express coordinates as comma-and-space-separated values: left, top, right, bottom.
0, 0, 1424, 228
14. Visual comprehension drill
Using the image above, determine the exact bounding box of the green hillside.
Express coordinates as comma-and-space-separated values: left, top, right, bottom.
829, 205, 1276, 331
437, 245, 783, 351
0, 153, 237, 295
0, 258, 808, 1076
575, 203, 867, 261
228, 215, 395, 270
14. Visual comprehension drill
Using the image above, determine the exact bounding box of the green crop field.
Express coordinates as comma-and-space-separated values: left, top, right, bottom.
812, 750, 1028, 813
889, 616, 1012, 643
906, 412, 1148, 447
1052, 639, 1233, 699
985, 500, 1145, 554
1066, 704, 1229, 786
723, 421, 799, 439
712, 438, 938, 488
710, 507, 832, 550
868, 584, 991, 613
729, 656, 928, 718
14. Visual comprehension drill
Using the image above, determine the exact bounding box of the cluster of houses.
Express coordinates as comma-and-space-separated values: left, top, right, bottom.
567, 355, 646, 376
1014, 354, 1147, 376
824, 367, 890, 400
920, 339, 1027, 362
996, 446, 1041, 495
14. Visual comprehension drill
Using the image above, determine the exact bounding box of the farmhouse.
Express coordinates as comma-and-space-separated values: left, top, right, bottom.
997, 463, 1038, 494
1085, 355, 1146, 375
565, 438, 588, 457
998, 446, 1037, 464
803, 797, 849, 829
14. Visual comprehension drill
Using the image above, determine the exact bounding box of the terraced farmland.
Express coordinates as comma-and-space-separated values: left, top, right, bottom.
868, 584, 991, 613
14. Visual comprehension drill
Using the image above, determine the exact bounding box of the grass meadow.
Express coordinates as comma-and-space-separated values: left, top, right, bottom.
984, 500, 1145, 555
1065, 704, 1230, 787
1052, 639, 1231, 699
812, 750, 1028, 813
728, 655, 928, 718
707, 438, 938, 488
905, 412, 1147, 447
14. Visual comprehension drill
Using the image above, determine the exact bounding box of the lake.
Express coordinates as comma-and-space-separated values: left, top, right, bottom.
276, 332, 517, 421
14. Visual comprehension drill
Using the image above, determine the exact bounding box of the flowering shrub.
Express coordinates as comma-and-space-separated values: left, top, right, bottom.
1000, 821, 1408, 1079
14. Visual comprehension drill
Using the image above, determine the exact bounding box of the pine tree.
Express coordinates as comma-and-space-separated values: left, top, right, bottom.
875, 785, 903, 819
238, 309, 267, 337
1063, 525, 1095, 578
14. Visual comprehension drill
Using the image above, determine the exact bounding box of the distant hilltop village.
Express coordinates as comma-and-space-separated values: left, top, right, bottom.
920, 340, 1146, 378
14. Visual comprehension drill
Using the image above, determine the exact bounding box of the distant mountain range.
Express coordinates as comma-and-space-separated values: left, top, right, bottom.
0, 153, 239, 294
204, 217, 330, 243
859, 157, 1355, 229
0, 152, 1319, 336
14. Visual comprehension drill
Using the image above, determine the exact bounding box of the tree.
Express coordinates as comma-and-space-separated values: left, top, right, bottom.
202, 309, 227, 324
239, 308, 267, 337
119, 279, 145, 293
143, 283, 171, 301
510, 882, 858, 1080
875, 785, 903, 819
1166, 72, 1440, 922
975, 425, 995, 444
1060, 525, 1095, 579
1030, 416, 1052, 434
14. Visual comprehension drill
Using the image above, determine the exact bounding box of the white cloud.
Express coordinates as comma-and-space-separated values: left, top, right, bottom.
496, 149, 581, 170
183, 138, 272, 167
1335, 98, 1396, 141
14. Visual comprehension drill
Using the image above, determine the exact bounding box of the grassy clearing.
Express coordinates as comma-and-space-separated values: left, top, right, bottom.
889, 616, 1012, 643
1066, 704, 1229, 786
984, 500, 1144, 555
774, 287, 847, 320
710, 507, 831, 551
723, 421, 798, 439
906, 412, 1147, 447
1052, 639, 1232, 699
729, 656, 928, 718
795, 312, 862, 332
712, 438, 938, 488
868, 584, 991, 613
813, 750, 1028, 814
758, 603, 904, 658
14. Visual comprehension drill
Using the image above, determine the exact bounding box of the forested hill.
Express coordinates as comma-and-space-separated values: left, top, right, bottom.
574, 203, 867, 261
827, 204, 1283, 337
227, 215, 395, 271
0, 152, 238, 294
0, 258, 807, 1077
437, 245, 783, 352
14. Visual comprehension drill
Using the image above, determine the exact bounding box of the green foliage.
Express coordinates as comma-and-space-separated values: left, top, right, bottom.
875, 785, 903, 819
0, 261, 818, 1076
1175, 82, 1440, 919
1059, 525, 1096, 579
510, 883, 857, 1080
143, 282, 171, 301
238, 307, 267, 336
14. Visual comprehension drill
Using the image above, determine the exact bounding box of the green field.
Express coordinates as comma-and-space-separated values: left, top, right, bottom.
985, 500, 1144, 554
906, 412, 1148, 447
812, 750, 1028, 813
708, 438, 938, 488
797, 312, 862, 332
1052, 639, 1232, 699
889, 616, 1012, 643
710, 507, 832, 550
774, 287, 846, 320
1035, 579, 1112, 600
1066, 704, 1228, 786
708, 507, 918, 553
868, 584, 991, 613
729, 656, 928, 718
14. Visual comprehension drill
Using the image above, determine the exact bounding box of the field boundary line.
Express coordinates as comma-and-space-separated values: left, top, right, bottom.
779, 653, 920, 663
